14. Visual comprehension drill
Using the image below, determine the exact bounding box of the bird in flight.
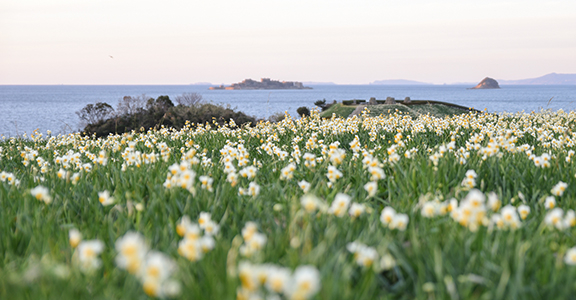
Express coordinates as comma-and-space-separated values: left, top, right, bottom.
109, 55, 114, 59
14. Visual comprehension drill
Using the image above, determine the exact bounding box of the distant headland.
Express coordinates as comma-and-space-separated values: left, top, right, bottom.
209, 78, 312, 90
469, 77, 500, 89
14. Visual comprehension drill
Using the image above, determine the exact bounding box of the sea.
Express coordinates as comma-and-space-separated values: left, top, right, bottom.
1, 84, 576, 137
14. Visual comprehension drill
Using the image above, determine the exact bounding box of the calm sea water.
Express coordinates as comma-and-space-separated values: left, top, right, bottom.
1, 85, 575, 137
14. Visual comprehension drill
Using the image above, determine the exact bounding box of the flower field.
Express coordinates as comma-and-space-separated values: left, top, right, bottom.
1, 108, 576, 299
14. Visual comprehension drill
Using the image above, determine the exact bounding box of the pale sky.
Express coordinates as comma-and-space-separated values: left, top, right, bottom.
1, 0, 575, 84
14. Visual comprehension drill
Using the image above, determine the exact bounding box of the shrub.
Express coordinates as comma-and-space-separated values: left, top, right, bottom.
314, 99, 327, 110
116, 95, 147, 116
268, 112, 286, 123
297, 106, 310, 117
76, 102, 115, 126
174, 92, 203, 107
146, 95, 174, 111
80, 99, 256, 137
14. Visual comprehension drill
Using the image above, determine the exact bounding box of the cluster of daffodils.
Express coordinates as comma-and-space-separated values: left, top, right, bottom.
326, 165, 343, 186
428, 146, 445, 167
238, 181, 261, 197
328, 193, 353, 217
461, 170, 477, 189
68, 229, 105, 274
385, 144, 401, 164
551, 181, 568, 197
115, 231, 181, 298
489, 204, 524, 231
239, 165, 258, 180
221, 142, 251, 167
261, 141, 289, 161
303, 153, 317, 168
327, 193, 369, 219
280, 163, 297, 180
20, 146, 39, 167
531, 153, 552, 168
566, 150, 575, 163
180, 148, 200, 166
220, 142, 260, 188
542, 181, 574, 230
544, 208, 576, 230
239, 222, 267, 257
0, 170, 19, 186
300, 193, 370, 219
419, 189, 531, 232
164, 161, 197, 192
451, 189, 527, 231
380, 207, 409, 231
346, 241, 396, 272
237, 261, 321, 300
176, 213, 219, 261
449, 189, 488, 231
327, 142, 346, 165
198, 175, 214, 192
54, 150, 88, 171
361, 152, 387, 190
364, 160, 385, 182
85, 150, 109, 166
420, 198, 452, 218
121, 142, 145, 168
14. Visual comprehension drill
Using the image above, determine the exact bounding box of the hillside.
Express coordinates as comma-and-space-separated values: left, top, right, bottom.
320, 102, 473, 119
500, 73, 576, 85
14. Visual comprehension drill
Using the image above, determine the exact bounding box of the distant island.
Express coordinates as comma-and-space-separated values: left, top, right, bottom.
366, 73, 576, 85
209, 78, 312, 90
469, 77, 500, 89
499, 73, 576, 85
369, 79, 432, 85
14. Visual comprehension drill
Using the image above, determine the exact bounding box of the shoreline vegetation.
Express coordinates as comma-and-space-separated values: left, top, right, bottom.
316, 98, 480, 119
76, 93, 480, 137
77, 93, 257, 137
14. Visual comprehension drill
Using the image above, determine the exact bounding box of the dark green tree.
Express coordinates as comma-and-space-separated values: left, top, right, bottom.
76, 102, 115, 125
297, 106, 311, 117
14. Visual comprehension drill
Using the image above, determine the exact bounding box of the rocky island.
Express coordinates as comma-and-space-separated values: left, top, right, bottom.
469, 77, 500, 89
209, 78, 312, 90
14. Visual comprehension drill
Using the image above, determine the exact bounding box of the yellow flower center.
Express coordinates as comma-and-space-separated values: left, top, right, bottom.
147, 266, 160, 279
143, 280, 159, 297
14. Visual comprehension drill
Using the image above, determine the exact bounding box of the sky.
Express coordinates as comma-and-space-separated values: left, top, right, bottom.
1, 0, 576, 85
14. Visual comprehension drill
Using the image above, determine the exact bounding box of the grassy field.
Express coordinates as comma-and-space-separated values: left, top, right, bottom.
321, 103, 472, 119
319, 103, 357, 118
1, 109, 576, 299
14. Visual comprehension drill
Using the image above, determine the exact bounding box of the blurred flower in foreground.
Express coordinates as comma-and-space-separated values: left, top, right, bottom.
565, 247, 576, 265
30, 185, 52, 204
115, 231, 180, 298
551, 181, 568, 197
69, 228, 82, 248
98, 190, 114, 206
328, 193, 351, 217
74, 239, 104, 273
115, 231, 149, 274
